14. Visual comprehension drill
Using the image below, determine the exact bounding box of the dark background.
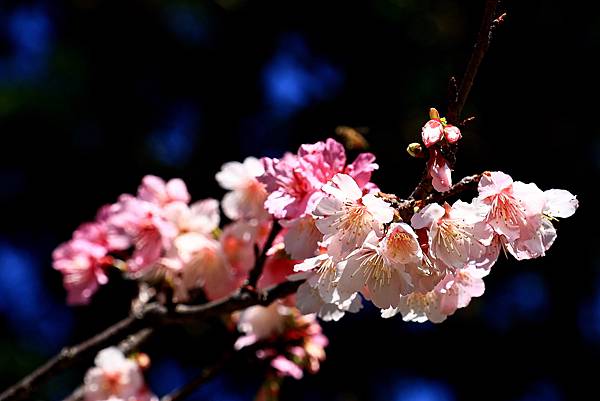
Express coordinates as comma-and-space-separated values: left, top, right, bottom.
0, 1, 598, 400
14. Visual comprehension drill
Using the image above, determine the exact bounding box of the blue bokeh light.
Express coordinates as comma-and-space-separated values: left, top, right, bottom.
484, 272, 549, 331
388, 377, 455, 401
0, 241, 72, 352
262, 34, 344, 118
147, 105, 200, 167
0, 5, 53, 83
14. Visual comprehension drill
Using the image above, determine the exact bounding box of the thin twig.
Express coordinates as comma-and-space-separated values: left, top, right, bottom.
0, 279, 302, 401
383, 172, 483, 222
409, 0, 502, 202
0, 311, 154, 401
423, 174, 482, 205
62, 328, 155, 401
447, 0, 501, 123
246, 222, 282, 289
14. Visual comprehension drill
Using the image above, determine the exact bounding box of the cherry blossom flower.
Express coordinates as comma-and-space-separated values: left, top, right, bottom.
292, 251, 363, 320
411, 201, 493, 271
477, 171, 546, 242
234, 303, 328, 379
84, 347, 156, 401
216, 157, 269, 220
171, 233, 239, 301
315, 174, 394, 261
336, 224, 421, 309
137, 175, 190, 206
505, 188, 578, 260
108, 196, 178, 273
382, 265, 488, 323
294, 273, 363, 321
53, 239, 112, 305
221, 219, 271, 274
281, 216, 323, 260
259, 138, 378, 219
163, 199, 220, 237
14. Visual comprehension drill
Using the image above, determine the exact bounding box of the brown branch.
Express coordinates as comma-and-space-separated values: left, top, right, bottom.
409, 0, 503, 201
447, 0, 502, 123
423, 174, 482, 205
167, 280, 303, 324
0, 310, 159, 401
246, 221, 282, 289
62, 328, 155, 401
383, 173, 483, 222
0, 279, 302, 401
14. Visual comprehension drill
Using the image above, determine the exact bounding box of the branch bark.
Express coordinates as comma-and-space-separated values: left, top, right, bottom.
0, 280, 302, 401
409, 0, 502, 201
246, 222, 282, 289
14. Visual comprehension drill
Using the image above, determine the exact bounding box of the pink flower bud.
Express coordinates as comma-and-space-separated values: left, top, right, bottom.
443, 125, 462, 143
421, 119, 444, 147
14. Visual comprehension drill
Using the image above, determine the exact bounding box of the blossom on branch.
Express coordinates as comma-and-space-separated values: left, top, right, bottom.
83, 347, 156, 401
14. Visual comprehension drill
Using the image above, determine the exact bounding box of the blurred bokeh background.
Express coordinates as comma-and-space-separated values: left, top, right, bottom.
0, 0, 598, 400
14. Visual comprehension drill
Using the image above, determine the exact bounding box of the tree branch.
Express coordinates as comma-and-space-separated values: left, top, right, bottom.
62, 328, 155, 401
447, 0, 502, 123
408, 0, 502, 201
246, 221, 282, 289
0, 310, 157, 401
0, 279, 302, 401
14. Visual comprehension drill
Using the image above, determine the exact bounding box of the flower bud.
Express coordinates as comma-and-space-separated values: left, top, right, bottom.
429, 108, 440, 120
407, 143, 424, 158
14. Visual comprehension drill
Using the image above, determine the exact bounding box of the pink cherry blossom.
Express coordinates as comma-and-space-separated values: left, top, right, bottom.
411, 201, 493, 270
295, 277, 363, 321
382, 265, 488, 323
84, 347, 156, 401
234, 304, 328, 379
259, 138, 378, 219
344, 152, 379, 189
53, 239, 111, 305
216, 157, 269, 220
337, 225, 419, 309
281, 215, 323, 260
108, 196, 178, 273
137, 175, 190, 206
427, 149, 452, 192
505, 188, 578, 260
234, 301, 289, 350
171, 233, 240, 301
477, 171, 546, 242
221, 219, 271, 275
315, 174, 394, 261
163, 199, 220, 236
257, 244, 298, 290
73, 220, 130, 252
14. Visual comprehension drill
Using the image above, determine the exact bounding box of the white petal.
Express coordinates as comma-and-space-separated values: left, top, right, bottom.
543, 189, 578, 218
411, 203, 445, 229
332, 173, 362, 201
362, 193, 394, 224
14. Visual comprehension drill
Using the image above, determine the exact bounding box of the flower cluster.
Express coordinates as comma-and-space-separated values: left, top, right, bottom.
83, 347, 156, 401
54, 129, 578, 390
234, 301, 327, 380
